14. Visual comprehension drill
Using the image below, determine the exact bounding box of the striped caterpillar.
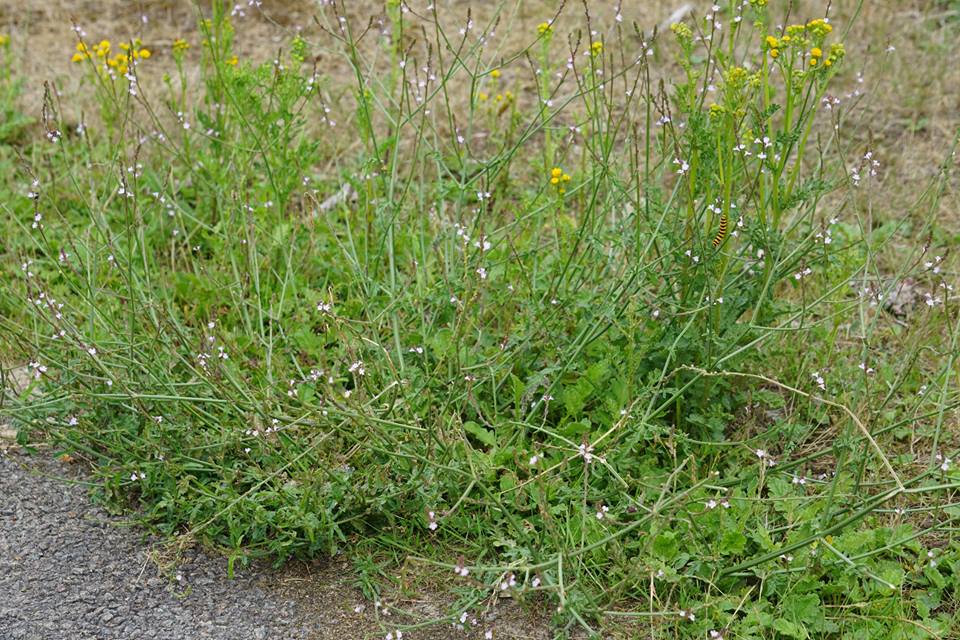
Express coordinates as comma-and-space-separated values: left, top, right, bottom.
712, 211, 729, 248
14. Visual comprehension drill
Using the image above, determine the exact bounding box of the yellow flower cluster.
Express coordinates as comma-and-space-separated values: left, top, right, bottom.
765, 19, 842, 69
172, 38, 190, 54
671, 22, 693, 42
807, 19, 833, 38
537, 22, 553, 36
590, 41, 603, 57
725, 66, 749, 87
765, 35, 781, 59
71, 39, 151, 75
550, 167, 571, 194
825, 43, 845, 67
809, 46, 822, 66
0, 34, 9, 47
71, 42, 92, 62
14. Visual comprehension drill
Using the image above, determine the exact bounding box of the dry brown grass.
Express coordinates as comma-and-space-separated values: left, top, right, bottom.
4, 0, 957, 228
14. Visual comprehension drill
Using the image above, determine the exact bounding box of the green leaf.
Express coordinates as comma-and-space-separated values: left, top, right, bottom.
924, 566, 946, 590
786, 593, 819, 620
773, 618, 806, 639
463, 421, 495, 448
653, 530, 679, 560
719, 530, 747, 556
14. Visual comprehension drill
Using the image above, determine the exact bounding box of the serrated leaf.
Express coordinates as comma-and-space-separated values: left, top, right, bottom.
719, 530, 747, 556
463, 421, 495, 448
653, 530, 679, 560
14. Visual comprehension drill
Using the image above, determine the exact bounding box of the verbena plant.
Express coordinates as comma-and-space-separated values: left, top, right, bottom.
2, 1, 958, 637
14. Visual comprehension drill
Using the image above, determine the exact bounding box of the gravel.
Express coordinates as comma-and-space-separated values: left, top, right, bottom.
0, 451, 341, 640
0, 450, 559, 640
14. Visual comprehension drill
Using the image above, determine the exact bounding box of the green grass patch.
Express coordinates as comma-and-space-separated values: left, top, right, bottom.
2, 1, 959, 637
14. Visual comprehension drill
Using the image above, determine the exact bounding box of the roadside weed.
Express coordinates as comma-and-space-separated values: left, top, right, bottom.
1, 2, 958, 637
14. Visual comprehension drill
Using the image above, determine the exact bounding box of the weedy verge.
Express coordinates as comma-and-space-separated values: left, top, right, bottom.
1, 1, 959, 638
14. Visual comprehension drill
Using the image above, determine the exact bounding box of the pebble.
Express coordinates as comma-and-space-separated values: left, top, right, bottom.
0, 453, 323, 639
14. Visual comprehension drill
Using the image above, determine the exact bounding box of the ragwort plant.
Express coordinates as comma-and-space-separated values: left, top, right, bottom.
2, 1, 959, 637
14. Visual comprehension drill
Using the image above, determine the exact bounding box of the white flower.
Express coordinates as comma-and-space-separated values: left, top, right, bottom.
578, 442, 594, 463
811, 371, 826, 391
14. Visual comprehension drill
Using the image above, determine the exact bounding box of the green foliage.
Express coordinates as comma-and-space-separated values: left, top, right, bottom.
1, 3, 958, 638
0, 35, 32, 143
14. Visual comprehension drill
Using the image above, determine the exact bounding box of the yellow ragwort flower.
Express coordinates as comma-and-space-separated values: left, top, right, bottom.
549, 167, 570, 192
537, 22, 553, 36
173, 38, 190, 54
72, 41, 92, 62
807, 19, 833, 37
